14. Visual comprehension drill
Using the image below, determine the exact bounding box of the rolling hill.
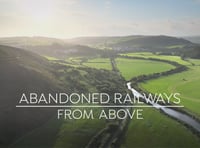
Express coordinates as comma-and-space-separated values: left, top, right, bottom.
0, 45, 63, 146
0, 37, 102, 59
0, 35, 199, 59
69, 35, 200, 58
68, 35, 193, 50
184, 36, 200, 44
0, 44, 127, 147
0, 36, 65, 47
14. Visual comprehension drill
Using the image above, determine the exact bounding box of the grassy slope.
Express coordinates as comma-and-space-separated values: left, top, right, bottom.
54, 108, 105, 148
0, 45, 62, 147
14, 57, 127, 148
10, 116, 62, 148
0, 45, 107, 148
116, 58, 175, 80
13, 108, 105, 148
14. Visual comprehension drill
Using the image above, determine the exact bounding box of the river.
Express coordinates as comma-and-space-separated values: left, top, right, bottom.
127, 82, 200, 133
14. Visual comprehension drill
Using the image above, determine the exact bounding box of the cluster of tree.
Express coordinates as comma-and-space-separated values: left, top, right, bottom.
181, 46, 200, 59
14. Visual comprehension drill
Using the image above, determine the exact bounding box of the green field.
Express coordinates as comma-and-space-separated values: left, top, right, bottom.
83, 58, 112, 70
44, 56, 84, 67
140, 64, 200, 118
116, 58, 175, 80
121, 52, 190, 65
120, 52, 200, 117
54, 108, 105, 148
122, 107, 200, 148
116, 54, 200, 147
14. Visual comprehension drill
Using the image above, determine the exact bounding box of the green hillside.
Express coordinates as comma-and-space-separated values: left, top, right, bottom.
0, 45, 127, 147
0, 45, 61, 146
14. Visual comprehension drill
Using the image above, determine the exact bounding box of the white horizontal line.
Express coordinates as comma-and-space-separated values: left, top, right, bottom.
16, 105, 184, 108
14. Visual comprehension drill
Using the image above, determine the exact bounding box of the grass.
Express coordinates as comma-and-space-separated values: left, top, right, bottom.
83, 58, 112, 70
116, 53, 200, 147
11, 108, 105, 148
54, 107, 105, 148
140, 64, 200, 118
121, 52, 190, 65
44, 56, 59, 61
120, 52, 200, 117
116, 58, 175, 80
122, 107, 200, 148
11, 116, 63, 148
44, 56, 84, 67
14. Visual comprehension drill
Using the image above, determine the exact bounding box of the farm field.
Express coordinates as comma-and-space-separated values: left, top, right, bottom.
121, 52, 190, 65
116, 58, 175, 80
116, 54, 200, 147
83, 58, 112, 70
122, 107, 200, 148
140, 63, 200, 118
44, 56, 84, 67
120, 52, 200, 117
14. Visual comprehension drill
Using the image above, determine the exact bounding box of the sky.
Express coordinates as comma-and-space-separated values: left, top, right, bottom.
0, 0, 200, 38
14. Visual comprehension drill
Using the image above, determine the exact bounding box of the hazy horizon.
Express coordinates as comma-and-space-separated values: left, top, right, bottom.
0, 34, 200, 40
0, 0, 200, 38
